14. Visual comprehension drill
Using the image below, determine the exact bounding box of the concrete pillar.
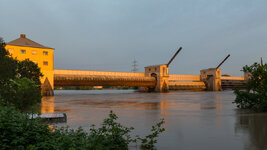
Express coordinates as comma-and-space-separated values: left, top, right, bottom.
142, 64, 169, 92
41, 77, 54, 96
200, 68, 222, 91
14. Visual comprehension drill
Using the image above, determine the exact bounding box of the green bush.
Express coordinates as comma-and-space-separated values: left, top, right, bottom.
88, 111, 134, 149
0, 107, 165, 150
137, 119, 165, 150
0, 107, 52, 150
0, 78, 41, 112
233, 60, 267, 112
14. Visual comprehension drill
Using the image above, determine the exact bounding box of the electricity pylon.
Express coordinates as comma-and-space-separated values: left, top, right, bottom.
132, 58, 138, 73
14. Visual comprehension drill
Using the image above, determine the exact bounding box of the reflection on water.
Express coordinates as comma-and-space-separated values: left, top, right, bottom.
235, 111, 267, 150
41, 90, 267, 150
41, 96, 54, 113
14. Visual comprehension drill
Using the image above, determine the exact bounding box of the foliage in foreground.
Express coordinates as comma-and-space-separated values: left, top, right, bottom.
0, 107, 165, 150
0, 37, 43, 112
233, 59, 267, 112
0, 78, 41, 111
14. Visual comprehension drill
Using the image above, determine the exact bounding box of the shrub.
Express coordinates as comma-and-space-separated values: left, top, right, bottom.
233, 60, 267, 112
88, 111, 134, 149
0, 78, 41, 112
0, 107, 52, 150
0, 107, 165, 150
137, 119, 165, 150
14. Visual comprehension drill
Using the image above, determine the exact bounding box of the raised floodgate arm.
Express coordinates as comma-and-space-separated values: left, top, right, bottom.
167, 47, 183, 67
216, 54, 230, 69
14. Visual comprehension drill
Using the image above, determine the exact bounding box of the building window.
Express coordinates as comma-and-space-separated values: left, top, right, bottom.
43, 61, 48, 66
43, 51, 48, 56
20, 49, 26, 54
32, 50, 37, 55
8, 49, 14, 53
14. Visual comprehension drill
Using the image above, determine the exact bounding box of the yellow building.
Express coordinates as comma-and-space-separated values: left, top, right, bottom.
5, 34, 54, 96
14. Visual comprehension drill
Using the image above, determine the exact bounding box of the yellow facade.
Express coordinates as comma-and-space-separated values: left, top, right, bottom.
5, 34, 54, 95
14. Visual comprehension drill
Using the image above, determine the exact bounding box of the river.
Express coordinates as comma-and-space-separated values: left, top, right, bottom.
41, 90, 267, 150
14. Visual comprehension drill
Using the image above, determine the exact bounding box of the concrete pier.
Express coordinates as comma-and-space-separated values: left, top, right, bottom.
30, 113, 67, 123
41, 77, 54, 96
200, 68, 222, 91
143, 64, 169, 92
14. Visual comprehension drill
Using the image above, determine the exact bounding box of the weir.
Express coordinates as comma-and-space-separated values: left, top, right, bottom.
5, 34, 246, 96
51, 51, 245, 94
45, 52, 247, 95
168, 74, 206, 90
54, 73, 156, 87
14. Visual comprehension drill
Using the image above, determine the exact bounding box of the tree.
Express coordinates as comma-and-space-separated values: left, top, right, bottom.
17, 59, 43, 86
17, 59, 43, 99
233, 59, 267, 112
0, 38, 18, 81
0, 37, 43, 112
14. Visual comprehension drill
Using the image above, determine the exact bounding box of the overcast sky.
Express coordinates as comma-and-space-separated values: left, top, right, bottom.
1, 0, 266, 76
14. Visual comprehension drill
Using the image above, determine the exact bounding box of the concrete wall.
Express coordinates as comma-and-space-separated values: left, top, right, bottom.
168, 82, 206, 90
168, 74, 205, 90
221, 76, 246, 90
169, 74, 201, 81
221, 76, 244, 80
54, 69, 145, 77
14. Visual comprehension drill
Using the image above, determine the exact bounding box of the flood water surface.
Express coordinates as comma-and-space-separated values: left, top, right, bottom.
42, 90, 267, 150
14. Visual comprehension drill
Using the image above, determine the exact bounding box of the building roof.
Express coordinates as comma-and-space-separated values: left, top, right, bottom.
6, 34, 53, 49
145, 64, 167, 68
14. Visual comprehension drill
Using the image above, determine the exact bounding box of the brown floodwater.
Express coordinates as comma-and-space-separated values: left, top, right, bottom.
41, 90, 267, 150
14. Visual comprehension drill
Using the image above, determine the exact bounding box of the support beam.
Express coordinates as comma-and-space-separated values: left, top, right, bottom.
167, 47, 182, 67
216, 54, 230, 69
